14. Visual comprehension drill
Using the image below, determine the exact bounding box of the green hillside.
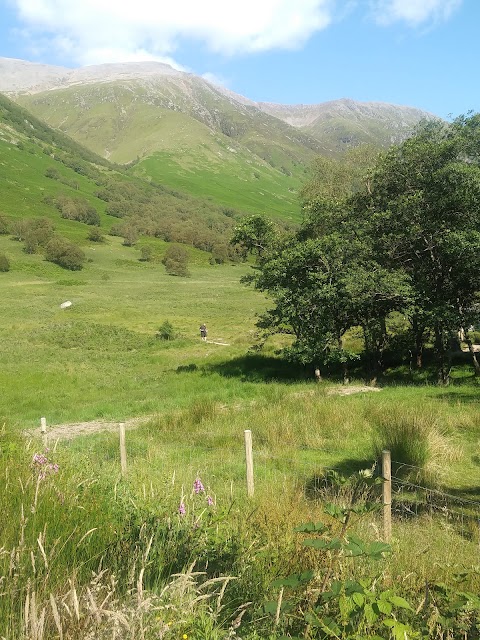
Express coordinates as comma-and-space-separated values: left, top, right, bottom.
17, 80, 319, 220
0, 93, 256, 260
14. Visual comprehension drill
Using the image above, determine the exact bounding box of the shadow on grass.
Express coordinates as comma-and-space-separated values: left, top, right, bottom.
204, 354, 309, 383
430, 390, 480, 404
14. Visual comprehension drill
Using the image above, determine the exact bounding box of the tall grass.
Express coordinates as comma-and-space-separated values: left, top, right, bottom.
370, 405, 461, 485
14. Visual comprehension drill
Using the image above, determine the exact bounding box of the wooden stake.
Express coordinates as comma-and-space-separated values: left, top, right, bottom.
244, 429, 254, 498
40, 417, 47, 448
382, 449, 392, 542
119, 423, 127, 476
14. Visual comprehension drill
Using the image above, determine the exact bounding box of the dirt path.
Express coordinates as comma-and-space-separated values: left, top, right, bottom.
28, 415, 150, 442
29, 385, 381, 442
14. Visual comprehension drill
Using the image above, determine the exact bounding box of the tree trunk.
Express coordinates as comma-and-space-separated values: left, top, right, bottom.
463, 328, 480, 376
338, 335, 349, 385
435, 324, 451, 386
314, 366, 322, 382
411, 315, 425, 369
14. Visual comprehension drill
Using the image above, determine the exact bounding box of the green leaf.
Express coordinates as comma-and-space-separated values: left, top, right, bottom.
389, 595, 413, 611
352, 592, 365, 607
322, 579, 343, 602
383, 619, 416, 640
294, 521, 329, 534
306, 613, 341, 636
344, 580, 365, 595
324, 503, 348, 522
303, 537, 342, 550
375, 599, 392, 615
364, 602, 378, 625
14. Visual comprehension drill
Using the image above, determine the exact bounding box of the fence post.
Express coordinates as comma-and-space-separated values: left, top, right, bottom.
244, 429, 254, 497
119, 423, 127, 476
40, 417, 47, 448
382, 449, 392, 542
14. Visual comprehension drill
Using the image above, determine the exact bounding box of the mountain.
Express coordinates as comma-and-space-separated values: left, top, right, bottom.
0, 92, 243, 263
257, 98, 433, 153
1, 57, 434, 219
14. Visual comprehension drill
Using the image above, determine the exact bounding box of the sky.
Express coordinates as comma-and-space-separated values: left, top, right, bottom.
0, 0, 478, 118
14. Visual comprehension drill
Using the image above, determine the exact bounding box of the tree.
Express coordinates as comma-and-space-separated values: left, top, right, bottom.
23, 218, 55, 254
355, 117, 480, 382
236, 116, 480, 384
0, 214, 10, 235
230, 215, 276, 260
45, 236, 85, 270
139, 245, 153, 261
87, 227, 105, 243
162, 244, 190, 277
0, 253, 10, 272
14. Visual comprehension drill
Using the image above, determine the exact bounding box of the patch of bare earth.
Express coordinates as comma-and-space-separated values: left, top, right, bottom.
27, 416, 150, 441
326, 385, 382, 396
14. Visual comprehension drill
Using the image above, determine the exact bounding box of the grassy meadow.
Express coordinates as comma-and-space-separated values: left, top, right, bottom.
2, 221, 480, 637
2, 99, 480, 639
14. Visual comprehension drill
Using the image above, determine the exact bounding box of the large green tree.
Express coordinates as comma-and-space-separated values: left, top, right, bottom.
234, 115, 480, 384
356, 117, 480, 382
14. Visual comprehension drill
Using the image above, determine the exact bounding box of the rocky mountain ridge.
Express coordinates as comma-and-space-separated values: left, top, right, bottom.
0, 57, 434, 142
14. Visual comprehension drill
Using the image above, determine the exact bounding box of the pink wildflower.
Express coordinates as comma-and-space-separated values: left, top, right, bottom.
178, 502, 186, 516
193, 478, 205, 494
207, 495, 214, 507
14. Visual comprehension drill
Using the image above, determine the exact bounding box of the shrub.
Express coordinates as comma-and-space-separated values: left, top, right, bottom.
122, 226, 138, 247
157, 320, 176, 341
0, 253, 10, 272
0, 214, 9, 235
44, 166, 60, 180
162, 244, 190, 277
87, 227, 105, 242
54, 194, 100, 225
23, 218, 55, 253
45, 236, 85, 270
139, 245, 153, 262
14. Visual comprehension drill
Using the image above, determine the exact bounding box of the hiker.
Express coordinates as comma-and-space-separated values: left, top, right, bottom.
200, 323, 208, 341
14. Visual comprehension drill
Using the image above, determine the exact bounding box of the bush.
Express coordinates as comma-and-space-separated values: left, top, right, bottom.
23, 218, 55, 254
45, 236, 85, 270
469, 330, 480, 345
162, 244, 190, 277
157, 320, 176, 341
0, 253, 10, 272
122, 226, 138, 247
87, 227, 105, 243
0, 214, 10, 235
44, 166, 61, 180
54, 194, 100, 225
139, 245, 153, 262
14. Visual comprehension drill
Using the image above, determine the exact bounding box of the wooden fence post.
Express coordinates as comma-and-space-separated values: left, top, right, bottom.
40, 417, 47, 448
244, 429, 254, 497
119, 423, 127, 476
382, 449, 392, 542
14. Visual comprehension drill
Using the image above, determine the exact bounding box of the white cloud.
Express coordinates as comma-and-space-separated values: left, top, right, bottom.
10, 0, 337, 65
370, 0, 462, 27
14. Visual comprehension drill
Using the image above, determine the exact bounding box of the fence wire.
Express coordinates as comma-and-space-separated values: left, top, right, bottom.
390, 458, 480, 542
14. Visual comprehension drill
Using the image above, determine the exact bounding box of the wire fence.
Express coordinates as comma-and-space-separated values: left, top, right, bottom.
41, 422, 480, 542
390, 459, 480, 542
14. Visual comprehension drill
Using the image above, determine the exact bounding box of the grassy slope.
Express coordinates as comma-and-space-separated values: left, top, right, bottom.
2, 102, 480, 639
0, 120, 111, 241
17, 83, 313, 221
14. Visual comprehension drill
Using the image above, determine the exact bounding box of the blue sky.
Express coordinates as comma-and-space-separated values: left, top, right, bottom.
0, 0, 477, 118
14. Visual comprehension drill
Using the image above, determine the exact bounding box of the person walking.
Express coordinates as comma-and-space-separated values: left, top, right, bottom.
200, 323, 208, 341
